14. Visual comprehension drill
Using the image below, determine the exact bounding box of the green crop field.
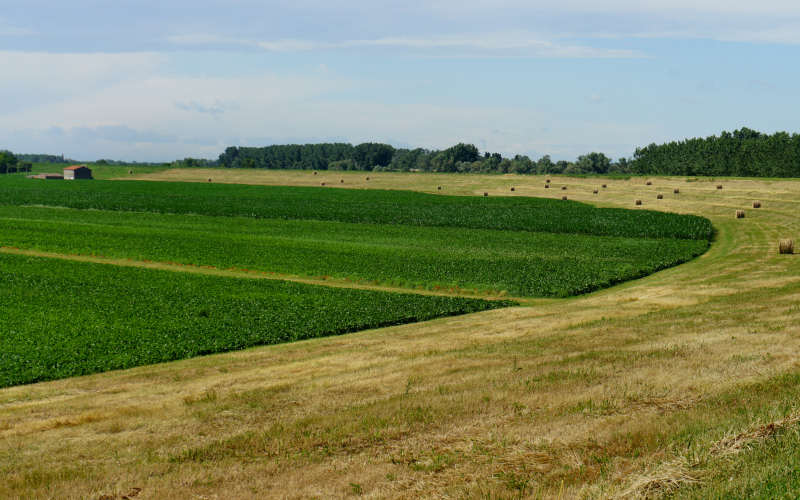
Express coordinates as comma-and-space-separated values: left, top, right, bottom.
0, 205, 709, 297
0, 177, 713, 239
0, 252, 511, 388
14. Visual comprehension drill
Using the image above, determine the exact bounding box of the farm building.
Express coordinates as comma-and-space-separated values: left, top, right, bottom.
63, 165, 93, 180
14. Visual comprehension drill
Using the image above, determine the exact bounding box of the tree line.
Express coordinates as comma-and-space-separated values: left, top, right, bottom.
0, 151, 32, 174
631, 128, 800, 177
7, 128, 800, 177
216, 129, 800, 177
217, 143, 628, 175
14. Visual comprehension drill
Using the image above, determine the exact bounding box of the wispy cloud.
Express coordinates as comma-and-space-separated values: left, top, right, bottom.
578, 22, 800, 45
175, 100, 236, 116
169, 32, 644, 58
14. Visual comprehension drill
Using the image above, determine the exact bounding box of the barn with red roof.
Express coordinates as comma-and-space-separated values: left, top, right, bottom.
63, 165, 93, 180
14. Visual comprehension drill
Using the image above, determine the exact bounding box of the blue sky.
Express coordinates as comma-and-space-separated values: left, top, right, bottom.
1, 1, 799, 161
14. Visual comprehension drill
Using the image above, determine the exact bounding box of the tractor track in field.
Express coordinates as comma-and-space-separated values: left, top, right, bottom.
0, 245, 522, 303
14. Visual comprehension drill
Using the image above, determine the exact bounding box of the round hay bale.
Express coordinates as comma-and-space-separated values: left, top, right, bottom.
437, 186, 442, 190
366, 176, 370, 181
753, 201, 761, 208
646, 181, 652, 186
674, 188, 680, 194
562, 195, 568, 200
546, 179, 551, 183
321, 182, 326, 186
779, 239, 795, 254
657, 194, 664, 199
313, 171, 318, 175
736, 210, 745, 219
483, 192, 488, 197
561, 186, 567, 190
128, 169, 133, 175
717, 184, 723, 190
510, 187, 515, 192
207, 178, 212, 183
544, 184, 550, 188
593, 189, 598, 194
635, 199, 642, 206
602, 184, 607, 188
340, 179, 344, 183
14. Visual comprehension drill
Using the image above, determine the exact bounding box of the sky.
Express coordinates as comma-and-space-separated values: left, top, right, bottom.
1, 1, 799, 162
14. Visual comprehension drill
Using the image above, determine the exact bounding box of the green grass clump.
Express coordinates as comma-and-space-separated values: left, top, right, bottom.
0, 206, 709, 297
0, 253, 512, 388
0, 177, 713, 240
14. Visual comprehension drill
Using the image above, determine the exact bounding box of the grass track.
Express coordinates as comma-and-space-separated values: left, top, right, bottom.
1, 171, 799, 499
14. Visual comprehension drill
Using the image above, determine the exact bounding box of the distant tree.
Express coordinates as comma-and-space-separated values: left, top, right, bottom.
329, 159, 356, 170
576, 152, 611, 174
443, 143, 480, 163
610, 157, 631, 173
353, 143, 395, 170
535, 155, 554, 174
0, 150, 18, 174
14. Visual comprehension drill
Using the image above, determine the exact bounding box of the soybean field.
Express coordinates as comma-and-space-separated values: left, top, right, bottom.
0, 253, 510, 388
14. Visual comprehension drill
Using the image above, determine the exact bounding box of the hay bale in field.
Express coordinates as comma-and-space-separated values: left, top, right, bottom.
313, 171, 318, 175
779, 239, 794, 254
657, 194, 664, 199
736, 210, 745, 219
561, 186, 567, 190
717, 185, 723, 190
340, 179, 344, 183
544, 184, 550, 188
646, 181, 652, 185
437, 186, 442, 190
635, 199, 642, 206
546, 178, 551, 183
562, 195, 568, 200
593, 189, 598, 194
510, 187, 515, 192
366, 176, 370, 181
674, 188, 680, 194
207, 178, 212, 183
484, 192, 488, 197
602, 184, 607, 188
128, 169, 133, 175
321, 182, 326, 186
753, 201, 761, 208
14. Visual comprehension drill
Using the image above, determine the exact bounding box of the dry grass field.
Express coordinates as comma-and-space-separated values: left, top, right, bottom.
2, 170, 800, 499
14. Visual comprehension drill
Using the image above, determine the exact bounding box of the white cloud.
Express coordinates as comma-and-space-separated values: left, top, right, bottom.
426, 0, 800, 16
167, 33, 644, 58
0, 51, 166, 95
0, 49, 651, 161
170, 32, 643, 58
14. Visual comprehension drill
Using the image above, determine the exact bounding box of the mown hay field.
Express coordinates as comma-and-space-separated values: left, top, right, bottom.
1, 170, 799, 499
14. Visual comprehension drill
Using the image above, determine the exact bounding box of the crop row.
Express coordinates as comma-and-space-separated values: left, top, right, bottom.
0, 253, 512, 388
0, 177, 713, 240
0, 206, 709, 297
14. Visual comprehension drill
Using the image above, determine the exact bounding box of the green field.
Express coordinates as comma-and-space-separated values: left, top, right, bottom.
0, 252, 511, 388
0, 177, 713, 239
0, 205, 709, 297
24, 162, 170, 180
